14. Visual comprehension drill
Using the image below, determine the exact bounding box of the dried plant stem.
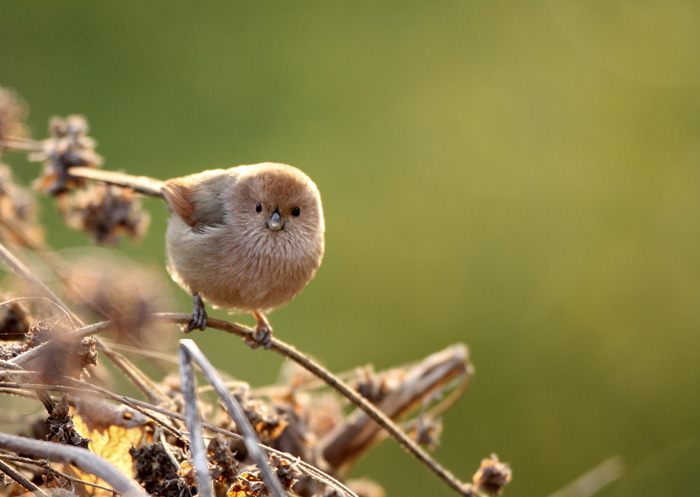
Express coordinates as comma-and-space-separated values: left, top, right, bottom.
0, 433, 149, 497
0, 458, 48, 496
179, 339, 287, 497
0, 453, 118, 494
0, 240, 166, 403
167, 314, 474, 497
3, 307, 475, 496
0, 138, 43, 152
1, 378, 358, 497
178, 342, 215, 497
547, 456, 624, 497
0, 296, 77, 324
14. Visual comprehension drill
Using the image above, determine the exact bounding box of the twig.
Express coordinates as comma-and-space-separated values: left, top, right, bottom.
0, 458, 48, 496
4, 311, 476, 496
166, 313, 474, 496
0, 433, 148, 497
0, 296, 76, 325
179, 339, 287, 497
178, 342, 215, 497
0, 138, 43, 152
320, 344, 471, 469
0, 453, 118, 494
0, 379, 358, 497
547, 456, 625, 497
9, 320, 113, 367
0, 240, 166, 404
0, 374, 184, 443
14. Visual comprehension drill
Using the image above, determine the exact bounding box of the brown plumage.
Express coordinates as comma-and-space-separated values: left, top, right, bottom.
68, 163, 325, 348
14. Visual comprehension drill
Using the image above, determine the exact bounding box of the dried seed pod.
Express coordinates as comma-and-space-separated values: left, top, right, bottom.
61, 183, 150, 245
26, 318, 98, 382
63, 253, 172, 347
407, 415, 443, 450
268, 454, 301, 491
472, 454, 512, 496
45, 396, 91, 449
346, 478, 386, 497
354, 365, 388, 403
0, 299, 30, 340
31, 115, 103, 195
130, 443, 188, 497
208, 436, 240, 487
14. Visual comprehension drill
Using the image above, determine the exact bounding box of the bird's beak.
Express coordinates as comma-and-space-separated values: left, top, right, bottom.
266, 210, 284, 231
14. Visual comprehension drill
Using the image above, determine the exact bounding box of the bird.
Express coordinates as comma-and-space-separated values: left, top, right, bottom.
67, 162, 325, 348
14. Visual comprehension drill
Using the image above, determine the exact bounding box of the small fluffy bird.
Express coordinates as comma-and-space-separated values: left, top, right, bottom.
68, 163, 325, 348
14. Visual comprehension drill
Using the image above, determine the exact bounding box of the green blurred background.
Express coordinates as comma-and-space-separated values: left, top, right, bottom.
2, 2, 699, 496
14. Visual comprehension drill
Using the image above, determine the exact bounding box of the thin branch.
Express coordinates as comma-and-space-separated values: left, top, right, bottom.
0, 379, 357, 497
180, 339, 287, 497
0, 453, 118, 494
320, 344, 471, 470
166, 313, 473, 496
178, 342, 215, 497
547, 456, 625, 497
0, 240, 166, 404
0, 375, 184, 443
0, 433, 148, 497
9, 320, 112, 367
4, 310, 476, 496
0, 138, 44, 152
0, 296, 76, 325
0, 458, 48, 496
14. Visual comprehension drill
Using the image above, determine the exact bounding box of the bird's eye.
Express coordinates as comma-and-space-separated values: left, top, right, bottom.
255, 202, 262, 213
291, 206, 301, 217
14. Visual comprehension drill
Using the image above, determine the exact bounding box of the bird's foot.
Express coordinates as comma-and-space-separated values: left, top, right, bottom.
185, 293, 207, 332
246, 312, 273, 349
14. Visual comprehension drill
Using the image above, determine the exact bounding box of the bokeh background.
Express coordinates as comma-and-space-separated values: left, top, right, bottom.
2, 2, 699, 496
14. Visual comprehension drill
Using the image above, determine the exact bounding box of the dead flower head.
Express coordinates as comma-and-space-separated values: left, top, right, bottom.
268, 454, 301, 491
227, 471, 265, 497
46, 396, 91, 449
0, 86, 30, 147
0, 298, 30, 341
131, 443, 189, 497
61, 182, 150, 245
27, 318, 98, 382
230, 391, 288, 443
408, 416, 443, 450
0, 163, 44, 246
31, 115, 103, 195
354, 365, 388, 403
472, 454, 512, 496
64, 253, 172, 347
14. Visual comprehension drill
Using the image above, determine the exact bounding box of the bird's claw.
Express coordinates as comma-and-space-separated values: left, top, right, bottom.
185, 293, 207, 332
250, 325, 272, 349
246, 312, 273, 349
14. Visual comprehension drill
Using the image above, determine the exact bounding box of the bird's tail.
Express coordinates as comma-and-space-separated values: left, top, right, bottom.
68, 167, 166, 199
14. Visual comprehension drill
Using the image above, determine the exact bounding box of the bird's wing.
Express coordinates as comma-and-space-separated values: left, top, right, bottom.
163, 168, 237, 230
